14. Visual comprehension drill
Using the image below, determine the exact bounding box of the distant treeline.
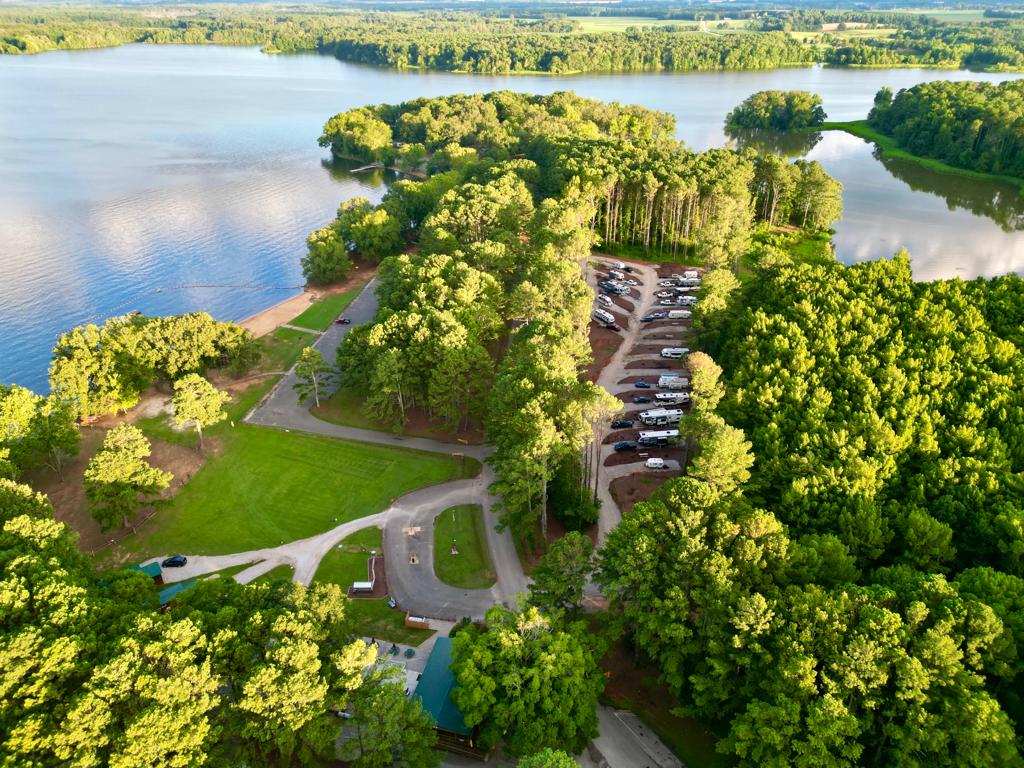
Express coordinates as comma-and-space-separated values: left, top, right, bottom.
869, 80, 1024, 179
5, 7, 1024, 74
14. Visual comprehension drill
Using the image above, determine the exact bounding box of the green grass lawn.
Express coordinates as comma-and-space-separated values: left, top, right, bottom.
313, 386, 487, 455
433, 505, 496, 589
314, 527, 383, 586
252, 564, 294, 584
313, 527, 432, 646
289, 285, 365, 331
259, 327, 317, 371
110, 422, 465, 561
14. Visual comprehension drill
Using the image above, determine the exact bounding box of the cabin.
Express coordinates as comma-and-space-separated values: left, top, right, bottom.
415, 636, 486, 759
158, 579, 196, 611
129, 561, 164, 585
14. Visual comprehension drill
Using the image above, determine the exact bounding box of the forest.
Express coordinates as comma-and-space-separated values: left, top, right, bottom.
868, 79, 1024, 180
600, 254, 1024, 766
725, 89, 827, 132
5, 6, 1024, 74
316, 90, 840, 544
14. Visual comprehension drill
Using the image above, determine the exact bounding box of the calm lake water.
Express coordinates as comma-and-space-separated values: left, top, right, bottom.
1, 44, 1022, 389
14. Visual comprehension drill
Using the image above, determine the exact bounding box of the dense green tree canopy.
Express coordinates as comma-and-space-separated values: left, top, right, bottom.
450, 605, 605, 756
869, 79, 1024, 179
725, 89, 827, 132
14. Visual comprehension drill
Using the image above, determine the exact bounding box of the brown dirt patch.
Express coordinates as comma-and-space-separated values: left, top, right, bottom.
604, 428, 639, 444
655, 263, 704, 279
611, 295, 636, 312
347, 555, 389, 599
25, 425, 205, 555
604, 445, 686, 468
609, 473, 673, 515
585, 325, 623, 383
625, 360, 682, 372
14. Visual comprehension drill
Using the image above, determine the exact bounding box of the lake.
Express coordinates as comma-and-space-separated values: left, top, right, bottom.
1, 44, 1022, 390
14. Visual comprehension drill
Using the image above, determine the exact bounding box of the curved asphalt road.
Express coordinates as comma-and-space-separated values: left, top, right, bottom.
156, 278, 529, 619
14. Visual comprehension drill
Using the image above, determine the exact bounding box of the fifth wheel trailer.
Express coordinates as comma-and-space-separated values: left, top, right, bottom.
638, 408, 684, 426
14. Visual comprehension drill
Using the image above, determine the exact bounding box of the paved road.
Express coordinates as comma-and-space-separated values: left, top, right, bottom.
234, 278, 524, 618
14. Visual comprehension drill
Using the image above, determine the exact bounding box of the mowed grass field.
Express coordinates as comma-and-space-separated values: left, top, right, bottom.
314, 527, 432, 645
114, 425, 465, 559
289, 284, 365, 331
433, 504, 496, 589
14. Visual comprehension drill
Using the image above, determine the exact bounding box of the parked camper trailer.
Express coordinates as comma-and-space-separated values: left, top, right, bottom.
656, 392, 690, 405
637, 429, 679, 446
657, 375, 689, 388
592, 307, 615, 326
639, 408, 684, 426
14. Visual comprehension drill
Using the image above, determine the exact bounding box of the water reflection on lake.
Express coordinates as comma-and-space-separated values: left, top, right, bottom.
2, 43, 1023, 388
808, 132, 1024, 280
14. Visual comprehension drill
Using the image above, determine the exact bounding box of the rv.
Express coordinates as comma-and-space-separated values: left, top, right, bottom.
661, 347, 689, 359
645, 457, 666, 470
656, 391, 690, 405
657, 374, 688, 386
637, 429, 679, 446
592, 307, 615, 326
639, 408, 684, 426
683, 270, 699, 279
667, 309, 691, 320
661, 378, 689, 391
608, 269, 625, 280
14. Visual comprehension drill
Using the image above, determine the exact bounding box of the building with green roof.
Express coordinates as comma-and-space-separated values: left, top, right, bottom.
415, 636, 485, 757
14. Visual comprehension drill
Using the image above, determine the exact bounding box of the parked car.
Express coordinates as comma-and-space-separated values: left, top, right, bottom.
623, 265, 635, 273
625, 278, 639, 286
607, 322, 622, 331
658, 280, 675, 287
633, 395, 652, 403
655, 291, 674, 298
611, 419, 634, 429
634, 380, 651, 389
659, 299, 676, 306
613, 441, 638, 452
334, 317, 351, 325
645, 457, 666, 470
641, 312, 666, 322
162, 555, 188, 568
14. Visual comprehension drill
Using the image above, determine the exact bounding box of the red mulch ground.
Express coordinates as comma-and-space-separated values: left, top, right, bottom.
347, 556, 389, 599
609, 472, 673, 514
604, 445, 687, 468
585, 325, 624, 383
654, 263, 704, 278
625, 359, 685, 372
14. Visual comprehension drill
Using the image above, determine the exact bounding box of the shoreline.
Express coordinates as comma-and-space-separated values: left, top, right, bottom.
817, 120, 1024, 193
238, 269, 375, 339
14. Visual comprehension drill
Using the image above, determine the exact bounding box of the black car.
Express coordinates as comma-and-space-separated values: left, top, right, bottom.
611, 419, 634, 429
162, 555, 188, 568
623, 265, 634, 273
634, 380, 651, 389
607, 323, 622, 332
633, 395, 652, 403
613, 441, 638, 452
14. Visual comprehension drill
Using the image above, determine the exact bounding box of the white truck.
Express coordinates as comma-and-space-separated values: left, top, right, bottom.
661, 347, 689, 359
639, 408, 684, 426
645, 457, 666, 470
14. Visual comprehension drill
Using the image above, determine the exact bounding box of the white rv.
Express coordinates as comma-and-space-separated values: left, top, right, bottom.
639, 408, 684, 426
637, 429, 679, 446
667, 309, 691, 320
592, 307, 615, 326
656, 392, 690, 404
